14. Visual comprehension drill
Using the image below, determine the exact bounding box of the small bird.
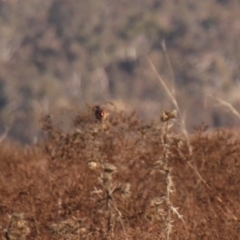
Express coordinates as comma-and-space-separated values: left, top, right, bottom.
94, 106, 108, 122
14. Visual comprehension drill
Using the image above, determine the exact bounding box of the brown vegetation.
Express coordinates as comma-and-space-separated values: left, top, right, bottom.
0, 106, 240, 239
0, 1, 240, 238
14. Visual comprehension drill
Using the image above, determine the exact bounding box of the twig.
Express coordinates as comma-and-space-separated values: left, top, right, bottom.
214, 96, 240, 120
147, 56, 192, 155
161, 40, 176, 97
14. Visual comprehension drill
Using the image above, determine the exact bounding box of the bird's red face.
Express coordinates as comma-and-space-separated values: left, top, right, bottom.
100, 110, 105, 118
94, 106, 108, 121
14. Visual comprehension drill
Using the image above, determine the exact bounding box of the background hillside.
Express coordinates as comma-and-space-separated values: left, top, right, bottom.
0, 0, 240, 143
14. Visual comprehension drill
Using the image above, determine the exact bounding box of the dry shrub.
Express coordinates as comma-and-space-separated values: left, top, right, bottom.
0, 106, 240, 239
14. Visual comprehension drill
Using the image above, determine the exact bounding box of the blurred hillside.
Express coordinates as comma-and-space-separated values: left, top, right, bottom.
0, 0, 240, 143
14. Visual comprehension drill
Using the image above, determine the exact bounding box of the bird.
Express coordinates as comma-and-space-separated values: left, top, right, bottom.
94, 105, 108, 122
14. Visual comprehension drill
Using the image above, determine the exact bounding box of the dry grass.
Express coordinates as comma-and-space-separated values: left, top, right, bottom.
0, 105, 240, 239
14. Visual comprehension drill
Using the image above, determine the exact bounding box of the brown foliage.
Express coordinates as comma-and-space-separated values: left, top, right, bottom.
0, 107, 240, 239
